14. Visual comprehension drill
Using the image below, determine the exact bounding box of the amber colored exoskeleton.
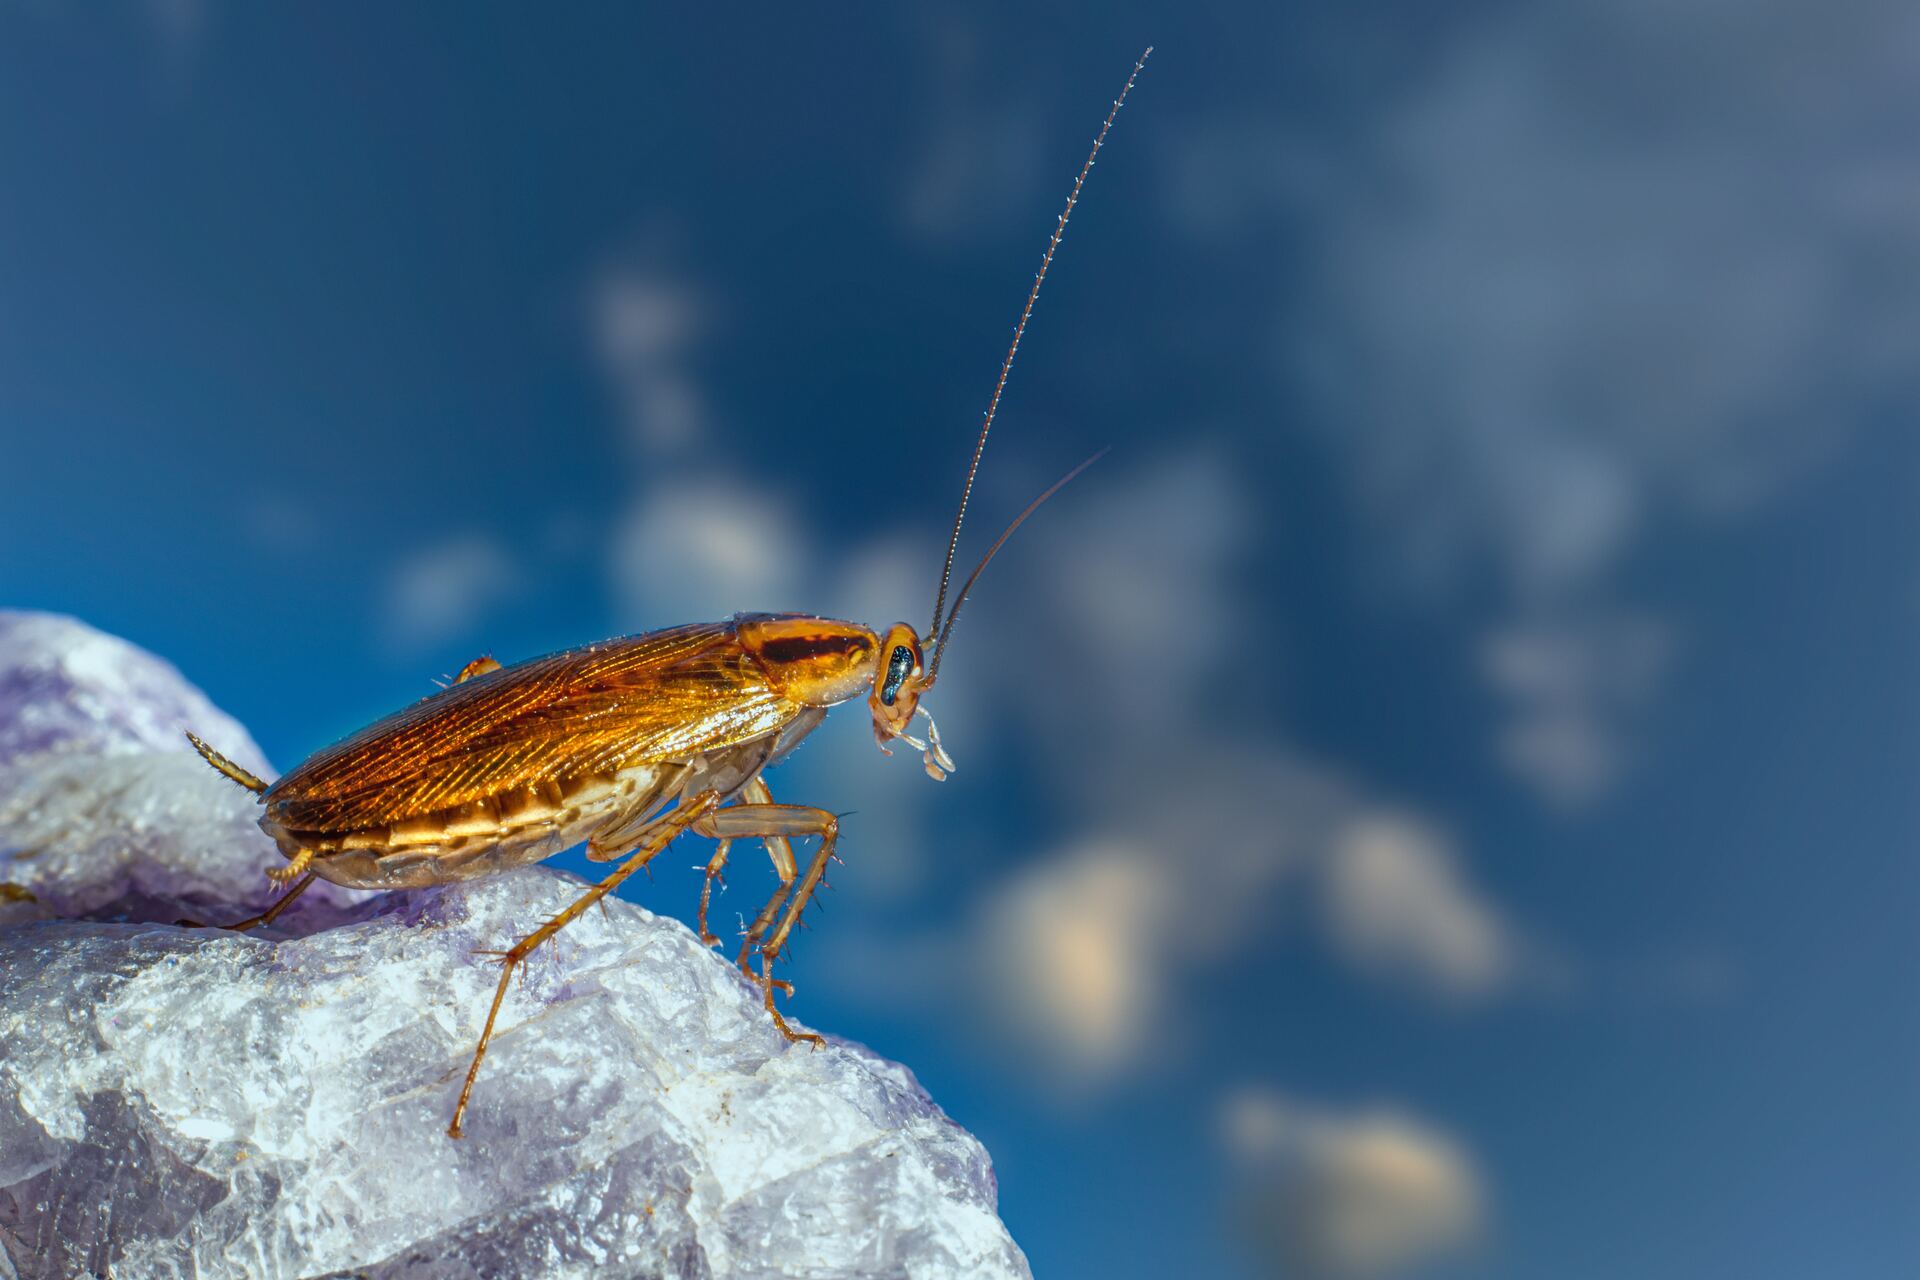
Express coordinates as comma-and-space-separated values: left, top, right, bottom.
185, 48, 1151, 1139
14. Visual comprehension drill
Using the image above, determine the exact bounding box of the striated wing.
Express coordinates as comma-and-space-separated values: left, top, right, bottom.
266, 622, 799, 832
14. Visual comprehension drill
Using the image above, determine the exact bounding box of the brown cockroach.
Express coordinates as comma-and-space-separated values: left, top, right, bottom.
185, 48, 1150, 1139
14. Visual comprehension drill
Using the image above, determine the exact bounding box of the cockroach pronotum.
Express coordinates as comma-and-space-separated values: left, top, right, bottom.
186, 48, 1151, 1138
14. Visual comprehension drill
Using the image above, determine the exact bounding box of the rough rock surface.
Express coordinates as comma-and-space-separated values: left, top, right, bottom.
0, 613, 365, 931
0, 612, 1029, 1280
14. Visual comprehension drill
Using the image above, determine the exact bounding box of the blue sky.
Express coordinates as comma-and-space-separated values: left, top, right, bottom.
2, 4, 1915, 1277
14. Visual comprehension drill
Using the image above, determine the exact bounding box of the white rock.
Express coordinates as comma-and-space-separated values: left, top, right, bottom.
0, 612, 1028, 1280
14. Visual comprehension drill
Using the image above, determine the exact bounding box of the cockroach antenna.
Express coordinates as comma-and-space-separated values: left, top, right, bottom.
928, 446, 1109, 680
925, 46, 1153, 665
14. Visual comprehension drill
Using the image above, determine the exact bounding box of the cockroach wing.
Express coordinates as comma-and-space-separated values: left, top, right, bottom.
265, 622, 799, 833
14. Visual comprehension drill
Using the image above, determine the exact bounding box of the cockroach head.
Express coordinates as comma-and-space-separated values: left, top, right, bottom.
867, 623, 954, 781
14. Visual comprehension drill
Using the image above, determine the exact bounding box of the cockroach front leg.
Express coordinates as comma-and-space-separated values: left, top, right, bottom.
690, 799, 840, 1049
449, 789, 721, 1139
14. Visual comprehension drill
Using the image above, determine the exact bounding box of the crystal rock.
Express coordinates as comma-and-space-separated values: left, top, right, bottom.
0, 611, 1028, 1279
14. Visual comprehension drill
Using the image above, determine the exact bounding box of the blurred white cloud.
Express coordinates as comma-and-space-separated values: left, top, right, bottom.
1322, 815, 1516, 1002
588, 139, 1553, 1093
1001, 450, 1250, 744
581, 246, 1547, 1072
1243, 0, 1920, 802
975, 842, 1176, 1077
142, 0, 205, 90
936, 767, 1533, 1085
590, 235, 824, 633
1293, 0, 1918, 587
380, 533, 521, 657
238, 491, 319, 554
817, 453, 1536, 1083
991, 453, 1527, 996
610, 476, 812, 629
1222, 1088, 1485, 1280
1482, 613, 1673, 806
592, 259, 712, 456
896, 18, 1049, 244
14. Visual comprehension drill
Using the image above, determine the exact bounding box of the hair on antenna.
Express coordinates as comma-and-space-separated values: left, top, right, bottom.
928, 448, 1108, 680
927, 46, 1152, 645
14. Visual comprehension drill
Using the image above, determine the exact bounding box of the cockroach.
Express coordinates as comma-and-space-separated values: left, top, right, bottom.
186, 48, 1151, 1139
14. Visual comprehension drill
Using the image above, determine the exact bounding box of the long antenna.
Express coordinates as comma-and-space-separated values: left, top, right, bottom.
928, 448, 1107, 680
927, 46, 1152, 642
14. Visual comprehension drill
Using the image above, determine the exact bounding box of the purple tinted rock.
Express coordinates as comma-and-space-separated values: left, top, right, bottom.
0, 611, 269, 774
0, 613, 358, 930
0, 613, 1029, 1279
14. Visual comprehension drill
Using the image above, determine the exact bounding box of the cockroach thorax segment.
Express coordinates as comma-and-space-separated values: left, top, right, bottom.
735, 614, 951, 779
736, 614, 880, 707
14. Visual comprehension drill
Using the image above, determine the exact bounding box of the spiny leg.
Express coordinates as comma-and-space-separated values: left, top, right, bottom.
696, 839, 732, 946
449, 789, 720, 1139
732, 879, 810, 1043
751, 820, 839, 1046
757, 821, 837, 972
177, 871, 319, 933
697, 778, 796, 949
267, 846, 314, 886
185, 731, 269, 794
736, 875, 796, 980
691, 800, 840, 1048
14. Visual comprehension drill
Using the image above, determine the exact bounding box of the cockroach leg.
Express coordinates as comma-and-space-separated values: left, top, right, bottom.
754, 816, 836, 970
759, 951, 825, 1048
184, 731, 269, 795
697, 838, 732, 946
177, 871, 319, 933
690, 800, 840, 1047
738, 777, 796, 881
453, 655, 502, 684
701, 775, 800, 952
736, 877, 795, 979
267, 846, 314, 886
448, 789, 721, 1140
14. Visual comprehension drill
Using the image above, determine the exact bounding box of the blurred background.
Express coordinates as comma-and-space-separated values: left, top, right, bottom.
2, 4, 1915, 1276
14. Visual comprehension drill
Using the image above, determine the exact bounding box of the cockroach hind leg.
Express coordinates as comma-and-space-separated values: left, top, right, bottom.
447, 791, 721, 1138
